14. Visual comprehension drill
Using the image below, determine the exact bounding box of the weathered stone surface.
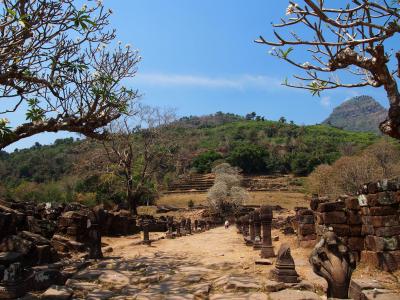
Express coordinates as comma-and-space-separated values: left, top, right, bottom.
322, 211, 347, 224
345, 197, 360, 210
330, 224, 350, 236
264, 280, 285, 292
223, 276, 261, 292
317, 202, 345, 213
374, 226, 400, 237
98, 270, 130, 287
87, 289, 115, 300
210, 293, 267, 300
360, 250, 400, 272
348, 237, 365, 251
297, 224, 315, 235
362, 206, 398, 216
65, 279, 99, 291
41, 285, 73, 300
367, 192, 397, 206
362, 215, 400, 227
361, 288, 400, 300
365, 235, 400, 251
349, 279, 384, 300
268, 289, 321, 300
348, 211, 362, 225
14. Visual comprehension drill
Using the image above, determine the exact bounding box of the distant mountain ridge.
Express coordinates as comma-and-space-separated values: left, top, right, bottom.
323, 95, 387, 134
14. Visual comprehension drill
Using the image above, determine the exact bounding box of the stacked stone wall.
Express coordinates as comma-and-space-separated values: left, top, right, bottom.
358, 179, 400, 271
295, 208, 316, 248
313, 196, 364, 261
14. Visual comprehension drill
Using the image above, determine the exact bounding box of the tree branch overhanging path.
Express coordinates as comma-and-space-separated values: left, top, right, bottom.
256, 0, 400, 139
0, 0, 140, 149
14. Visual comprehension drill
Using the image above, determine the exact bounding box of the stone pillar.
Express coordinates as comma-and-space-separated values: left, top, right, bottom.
247, 212, 255, 246
260, 206, 275, 258
194, 220, 198, 233
88, 211, 103, 259
236, 218, 242, 234
180, 219, 187, 236
242, 215, 250, 241
166, 216, 174, 239
142, 221, 151, 245
186, 218, 192, 234
253, 210, 262, 250
176, 222, 181, 236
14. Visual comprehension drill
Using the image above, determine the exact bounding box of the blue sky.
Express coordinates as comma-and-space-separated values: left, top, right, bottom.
3, 0, 389, 151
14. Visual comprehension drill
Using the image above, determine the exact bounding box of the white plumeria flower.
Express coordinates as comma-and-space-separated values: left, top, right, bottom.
125, 44, 131, 49
286, 3, 297, 15
302, 62, 310, 67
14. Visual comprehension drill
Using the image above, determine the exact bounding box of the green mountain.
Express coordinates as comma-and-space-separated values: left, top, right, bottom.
323, 95, 387, 134
1, 114, 378, 182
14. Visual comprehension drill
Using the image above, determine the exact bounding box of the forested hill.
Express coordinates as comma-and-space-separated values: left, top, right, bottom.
0, 113, 378, 190
323, 95, 387, 134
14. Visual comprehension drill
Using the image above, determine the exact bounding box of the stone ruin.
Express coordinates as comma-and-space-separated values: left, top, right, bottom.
311, 178, 400, 271
295, 207, 317, 248
270, 243, 299, 283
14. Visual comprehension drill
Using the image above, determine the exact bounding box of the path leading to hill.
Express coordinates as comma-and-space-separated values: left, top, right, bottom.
60, 227, 326, 299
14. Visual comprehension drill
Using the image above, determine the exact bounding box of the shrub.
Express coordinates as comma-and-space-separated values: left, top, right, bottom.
192, 150, 223, 173
227, 143, 271, 174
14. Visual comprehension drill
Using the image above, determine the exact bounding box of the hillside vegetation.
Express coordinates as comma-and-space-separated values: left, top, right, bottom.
0, 113, 379, 205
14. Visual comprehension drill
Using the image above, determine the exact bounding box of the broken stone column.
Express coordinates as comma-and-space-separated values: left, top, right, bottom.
260, 206, 275, 258
253, 210, 262, 250
309, 231, 356, 299
176, 222, 182, 236
166, 216, 174, 239
194, 220, 198, 233
186, 218, 192, 235
87, 209, 103, 259
270, 243, 299, 283
142, 221, 151, 246
180, 219, 187, 236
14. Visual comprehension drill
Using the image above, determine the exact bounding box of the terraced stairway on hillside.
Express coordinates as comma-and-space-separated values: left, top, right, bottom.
166, 174, 215, 194
165, 174, 304, 194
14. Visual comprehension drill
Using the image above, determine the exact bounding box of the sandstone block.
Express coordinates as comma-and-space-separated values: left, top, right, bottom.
348, 237, 365, 251
322, 211, 347, 224
298, 224, 315, 235
365, 235, 400, 251
345, 197, 360, 210
348, 211, 362, 225
317, 202, 345, 213
362, 215, 400, 227
374, 226, 400, 237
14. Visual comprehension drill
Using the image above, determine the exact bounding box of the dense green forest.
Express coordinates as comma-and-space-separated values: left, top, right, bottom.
0, 112, 379, 206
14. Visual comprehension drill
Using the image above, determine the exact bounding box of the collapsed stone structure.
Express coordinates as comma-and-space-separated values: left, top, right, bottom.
311, 178, 400, 271
295, 207, 317, 248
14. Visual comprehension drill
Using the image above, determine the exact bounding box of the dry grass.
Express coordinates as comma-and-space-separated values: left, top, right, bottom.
156, 191, 309, 210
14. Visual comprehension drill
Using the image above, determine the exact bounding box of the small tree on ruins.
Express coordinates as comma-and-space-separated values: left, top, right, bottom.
257, 1, 400, 139
207, 163, 249, 216
0, 0, 140, 149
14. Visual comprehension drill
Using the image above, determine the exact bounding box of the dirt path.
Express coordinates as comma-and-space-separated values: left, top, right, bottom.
66, 226, 324, 299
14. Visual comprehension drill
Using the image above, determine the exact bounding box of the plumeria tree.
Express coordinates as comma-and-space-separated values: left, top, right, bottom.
257, 1, 400, 139
0, 0, 140, 149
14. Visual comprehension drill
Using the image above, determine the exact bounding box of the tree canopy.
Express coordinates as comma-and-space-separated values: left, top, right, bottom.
0, 0, 140, 149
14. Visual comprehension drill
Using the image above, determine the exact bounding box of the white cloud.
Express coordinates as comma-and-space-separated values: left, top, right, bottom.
134, 72, 284, 91
320, 96, 331, 107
